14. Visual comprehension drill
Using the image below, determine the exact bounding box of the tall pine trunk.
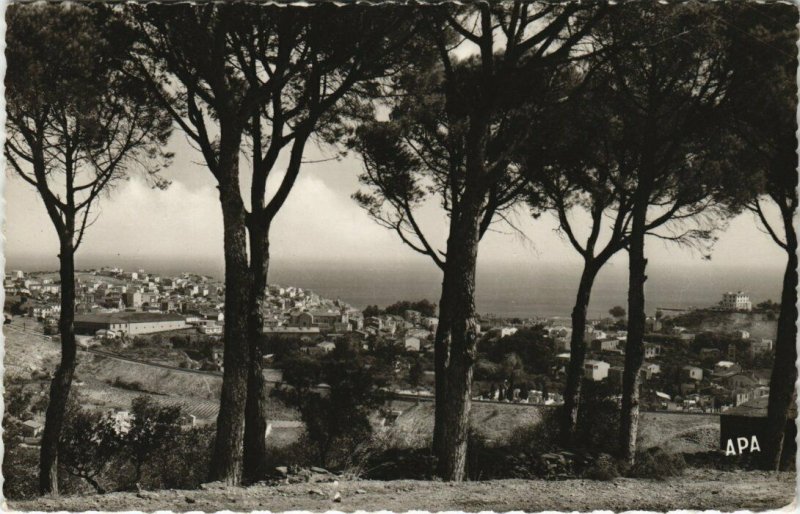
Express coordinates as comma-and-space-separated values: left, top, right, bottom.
243, 219, 270, 482
619, 189, 649, 465
560, 261, 599, 447
432, 255, 452, 464
761, 211, 797, 470
437, 201, 482, 481
39, 236, 77, 495
211, 154, 251, 485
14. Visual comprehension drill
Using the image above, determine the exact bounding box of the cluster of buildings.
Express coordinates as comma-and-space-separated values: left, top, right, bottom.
6, 267, 443, 358
8, 267, 777, 413
5, 267, 225, 337
543, 291, 776, 413
264, 297, 441, 355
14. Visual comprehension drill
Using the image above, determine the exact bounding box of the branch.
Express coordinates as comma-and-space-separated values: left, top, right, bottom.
748, 199, 787, 250
401, 199, 445, 270
445, 12, 482, 45
554, 196, 587, 257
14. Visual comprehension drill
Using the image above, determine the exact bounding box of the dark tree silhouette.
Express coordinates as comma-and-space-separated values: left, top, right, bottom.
579, 3, 745, 464
126, 396, 183, 485
352, 1, 606, 480
516, 74, 637, 446
720, 2, 798, 470
517, 47, 725, 448
609, 306, 626, 318
5, 4, 171, 495
131, 3, 421, 483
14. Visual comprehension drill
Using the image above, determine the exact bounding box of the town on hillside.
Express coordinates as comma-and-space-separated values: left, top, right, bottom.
6, 266, 783, 418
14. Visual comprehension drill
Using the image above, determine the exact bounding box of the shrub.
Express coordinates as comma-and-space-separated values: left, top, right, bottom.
111, 377, 146, 392
273, 343, 386, 470
683, 450, 741, 471
59, 401, 125, 493
583, 453, 622, 481
2, 441, 39, 500
507, 407, 561, 454
125, 396, 183, 486
4, 385, 33, 418
575, 381, 622, 455
356, 446, 435, 480
146, 424, 215, 490
266, 438, 315, 471
628, 447, 686, 479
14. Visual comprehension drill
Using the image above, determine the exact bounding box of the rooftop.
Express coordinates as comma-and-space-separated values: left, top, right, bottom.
263, 327, 320, 333
75, 312, 186, 324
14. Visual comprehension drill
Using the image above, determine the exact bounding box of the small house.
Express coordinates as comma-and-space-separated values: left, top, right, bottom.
584, 360, 610, 381
682, 365, 703, 381
20, 420, 43, 438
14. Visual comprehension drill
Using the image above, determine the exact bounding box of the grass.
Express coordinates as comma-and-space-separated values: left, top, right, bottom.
637, 411, 719, 453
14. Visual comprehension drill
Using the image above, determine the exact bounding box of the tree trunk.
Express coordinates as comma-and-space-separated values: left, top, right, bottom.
39, 238, 77, 496
619, 192, 649, 465
560, 261, 599, 448
243, 218, 270, 483
432, 269, 451, 462
210, 156, 251, 485
436, 202, 482, 481
761, 212, 797, 470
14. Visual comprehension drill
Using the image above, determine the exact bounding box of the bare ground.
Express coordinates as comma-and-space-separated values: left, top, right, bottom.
7, 469, 795, 512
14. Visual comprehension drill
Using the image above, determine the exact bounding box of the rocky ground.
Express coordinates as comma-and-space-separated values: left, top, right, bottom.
8, 469, 796, 512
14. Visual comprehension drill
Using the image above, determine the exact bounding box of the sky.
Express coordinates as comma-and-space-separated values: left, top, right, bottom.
1, 130, 789, 277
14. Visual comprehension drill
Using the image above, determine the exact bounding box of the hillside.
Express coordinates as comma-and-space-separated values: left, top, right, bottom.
8, 469, 795, 512
385, 400, 720, 453
3, 320, 299, 425
5, 319, 721, 451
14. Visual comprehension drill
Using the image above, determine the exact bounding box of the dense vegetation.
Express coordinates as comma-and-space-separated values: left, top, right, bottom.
363, 299, 438, 319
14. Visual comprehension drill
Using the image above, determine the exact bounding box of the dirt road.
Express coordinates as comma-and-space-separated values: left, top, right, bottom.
8, 469, 795, 512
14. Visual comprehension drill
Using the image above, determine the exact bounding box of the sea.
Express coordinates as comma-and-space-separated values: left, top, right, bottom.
6, 255, 786, 320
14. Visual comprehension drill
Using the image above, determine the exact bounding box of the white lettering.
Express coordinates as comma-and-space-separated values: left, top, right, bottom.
726, 436, 762, 455
737, 436, 749, 453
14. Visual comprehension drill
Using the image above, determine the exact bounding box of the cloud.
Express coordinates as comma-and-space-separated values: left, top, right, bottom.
267, 173, 412, 263
3, 167, 789, 272
4, 171, 409, 266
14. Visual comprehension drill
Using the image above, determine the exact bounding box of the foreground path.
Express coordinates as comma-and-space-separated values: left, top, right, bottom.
8, 469, 795, 512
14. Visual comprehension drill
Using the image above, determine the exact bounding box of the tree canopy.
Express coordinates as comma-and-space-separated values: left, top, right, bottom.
6, 3, 172, 250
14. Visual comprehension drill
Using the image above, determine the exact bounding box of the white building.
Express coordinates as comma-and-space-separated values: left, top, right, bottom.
749, 338, 773, 356
643, 342, 662, 359
199, 323, 222, 335
404, 336, 421, 352
583, 327, 607, 344
584, 360, 610, 381
316, 341, 336, 353
721, 291, 752, 312
643, 363, 661, 378
496, 327, 518, 338
683, 365, 703, 381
